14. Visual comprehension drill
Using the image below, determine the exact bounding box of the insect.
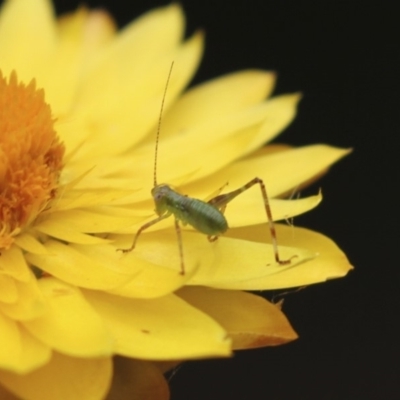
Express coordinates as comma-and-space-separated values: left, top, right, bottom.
118, 63, 292, 275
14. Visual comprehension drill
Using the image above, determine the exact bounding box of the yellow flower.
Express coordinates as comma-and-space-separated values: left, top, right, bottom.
0, 0, 352, 399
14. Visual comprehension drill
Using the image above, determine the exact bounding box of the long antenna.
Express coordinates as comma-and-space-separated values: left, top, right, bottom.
154, 62, 174, 187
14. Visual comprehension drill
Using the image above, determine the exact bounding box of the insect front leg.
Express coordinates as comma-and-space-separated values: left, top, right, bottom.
117, 214, 169, 253
208, 177, 292, 266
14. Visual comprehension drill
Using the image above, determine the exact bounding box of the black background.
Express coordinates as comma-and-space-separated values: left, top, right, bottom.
57, 1, 398, 399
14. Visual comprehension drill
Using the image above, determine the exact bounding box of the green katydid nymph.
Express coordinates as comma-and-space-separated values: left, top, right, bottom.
118, 63, 293, 275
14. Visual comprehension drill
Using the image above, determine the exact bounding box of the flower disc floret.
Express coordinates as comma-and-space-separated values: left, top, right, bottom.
0, 71, 64, 249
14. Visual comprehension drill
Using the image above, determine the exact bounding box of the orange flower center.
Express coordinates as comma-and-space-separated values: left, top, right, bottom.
0, 71, 64, 250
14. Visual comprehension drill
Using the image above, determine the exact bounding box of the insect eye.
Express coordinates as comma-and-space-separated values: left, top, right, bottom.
154, 191, 163, 201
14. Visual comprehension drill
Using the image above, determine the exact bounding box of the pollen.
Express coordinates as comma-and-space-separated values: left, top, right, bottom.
0, 71, 65, 250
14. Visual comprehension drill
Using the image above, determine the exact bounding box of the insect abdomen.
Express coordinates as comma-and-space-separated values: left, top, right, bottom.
167, 193, 228, 235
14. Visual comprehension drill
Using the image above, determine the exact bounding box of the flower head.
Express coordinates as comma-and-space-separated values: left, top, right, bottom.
0, 0, 352, 399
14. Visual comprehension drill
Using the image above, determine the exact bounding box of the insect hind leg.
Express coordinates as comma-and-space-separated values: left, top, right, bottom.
174, 218, 185, 275
206, 203, 227, 243
208, 177, 292, 266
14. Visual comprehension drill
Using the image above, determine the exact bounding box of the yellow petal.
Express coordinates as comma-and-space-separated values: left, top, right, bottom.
37, 10, 86, 115
23, 278, 113, 357
64, 5, 203, 160
161, 70, 277, 140
176, 93, 300, 182
117, 3, 184, 64
34, 218, 110, 245
26, 241, 135, 290
124, 94, 301, 199
58, 7, 116, 44
83, 290, 231, 359
14, 233, 49, 255
182, 144, 351, 199
75, 2, 184, 110
0, 273, 47, 321
51, 187, 133, 210
178, 287, 298, 348
211, 192, 322, 228
94, 30, 203, 156
0, 315, 50, 374
0, 245, 30, 282
0, 275, 17, 303
114, 229, 315, 287
0, 0, 56, 81
252, 144, 351, 196
0, 352, 112, 400
107, 258, 189, 299
40, 208, 142, 234
27, 240, 186, 299
225, 224, 353, 289
45, 8, 116, 115
108, 357, 170, 400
